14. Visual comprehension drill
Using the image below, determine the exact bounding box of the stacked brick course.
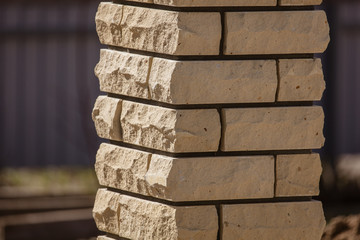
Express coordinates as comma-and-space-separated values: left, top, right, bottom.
92, 0, 330, 239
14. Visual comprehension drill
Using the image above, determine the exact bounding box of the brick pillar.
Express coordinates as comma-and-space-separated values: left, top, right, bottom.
91, 1, 330, 239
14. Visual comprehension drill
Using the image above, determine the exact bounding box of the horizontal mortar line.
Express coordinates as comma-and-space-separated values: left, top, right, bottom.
112, 0, 315, 12
108, 46, 315, 61
108, 140, 313, 157
106, 233, 130, 240
105, 187, 313, 206
107, 93, 314, 110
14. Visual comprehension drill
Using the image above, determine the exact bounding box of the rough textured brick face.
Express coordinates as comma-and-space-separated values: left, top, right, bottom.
276, 153, 322, 197
96, 143, 275, 201
149, 58, 277, 104
95, 3, 221, 55
95, 143, 151, 196
221, 106, 325, 151
95, 49, 151, 99
224, 11, 330, 55
221, 201, 326, 240
92, 96, 122, 141
278, 58, 325, 102
120, 101, 221, 153
93, 189, 218, 240
92, 189, 122, 235
279, 0, 323, 5
125, 0, 277, 6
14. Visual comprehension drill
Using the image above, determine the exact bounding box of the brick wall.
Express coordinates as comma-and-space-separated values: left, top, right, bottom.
91, 0, 330, 239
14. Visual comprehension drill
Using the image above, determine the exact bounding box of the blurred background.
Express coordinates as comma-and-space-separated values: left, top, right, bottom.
0, 0, 359, 239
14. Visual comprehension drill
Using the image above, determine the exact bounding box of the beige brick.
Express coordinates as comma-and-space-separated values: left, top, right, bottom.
224, 11, 330, 55
149, 58, 277, 104
93, 189, 122, 235
96, 143, 274, 201
95, 143, 151, 196
95, 49, 278, 104
221, 106, 325, 151
126, 0, 277, 7
95, 3, 221, 55
279, 0, 323, 6
92, 96, 122, 141
278, 58, 325, 102
222, 201, 326, 240
93, 189, 218, 240
147, 154, 274, 201
276, 153, 322, 197
95, 49, 151, 100
120, 101, 220, 152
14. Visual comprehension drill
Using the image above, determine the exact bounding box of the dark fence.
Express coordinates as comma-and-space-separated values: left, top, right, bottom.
0, 1, 359, 167
0, 0, 101, 166
322, 1, 360, 158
